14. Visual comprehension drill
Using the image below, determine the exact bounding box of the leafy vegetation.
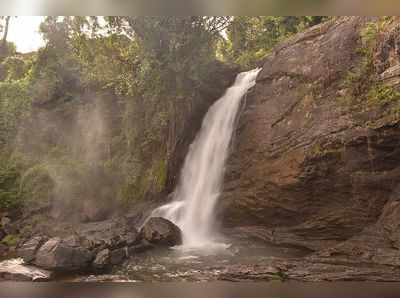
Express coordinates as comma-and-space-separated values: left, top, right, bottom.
340, 19, 400, 110
220, 16, 330, 68
0, 155, 20, 209
1, 234, 19, 247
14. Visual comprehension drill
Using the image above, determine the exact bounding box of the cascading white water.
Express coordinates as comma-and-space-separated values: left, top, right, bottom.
151, 68, 261, 248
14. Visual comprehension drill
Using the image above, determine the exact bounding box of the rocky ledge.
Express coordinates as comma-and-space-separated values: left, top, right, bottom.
0, 258, 51, 282
0, 216, 181, 281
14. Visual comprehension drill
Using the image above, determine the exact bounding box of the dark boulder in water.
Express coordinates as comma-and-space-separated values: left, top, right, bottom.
140, 217, 182, 247
34, 237, 93, 271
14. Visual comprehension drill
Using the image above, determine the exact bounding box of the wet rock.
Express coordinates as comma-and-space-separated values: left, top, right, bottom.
77, 219, 138, 251
93, 249, 110, 270
110, 248, 127, 265
0, 228, 5, 241
17, 236, 46, 263
20, 218, 142, 272
0, 243, 8, 257
0, 258, 52, 281
73, 274, 134, 282
140, 217, 182, 247
34, 237, 93, 271
217, 264, 284, 282
126, 231, 140, 246
282, 259, 400, 282
128, 240, 154, 256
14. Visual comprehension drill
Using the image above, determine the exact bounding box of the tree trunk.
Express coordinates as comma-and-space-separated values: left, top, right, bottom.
2, 16, 10, 46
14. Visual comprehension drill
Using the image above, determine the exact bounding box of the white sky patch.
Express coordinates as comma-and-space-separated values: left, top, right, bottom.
7, 16, 45, 53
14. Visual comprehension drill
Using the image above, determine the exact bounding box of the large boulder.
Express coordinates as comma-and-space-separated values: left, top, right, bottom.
17, 236, 46, 263
140, 217, 182, 247
34, 237, 93, 271
0, 258, 51, 281
77, 219, 139, 252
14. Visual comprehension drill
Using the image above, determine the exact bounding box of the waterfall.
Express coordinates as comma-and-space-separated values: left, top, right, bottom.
150, 68, 261, 248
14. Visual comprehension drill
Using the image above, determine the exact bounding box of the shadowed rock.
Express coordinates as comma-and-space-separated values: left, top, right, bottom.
140, 217, 182, 247
17, 236, 47, 263
0, 228, 5, 241
18, 218, 148, 272
93, 249, 110, 270
34, 237, 93, 271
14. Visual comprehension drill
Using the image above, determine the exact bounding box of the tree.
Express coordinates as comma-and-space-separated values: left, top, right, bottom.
30, 17, 82, 106
223, 16, 330, 68
0, 16, 12, 59
1, 16, 10, 48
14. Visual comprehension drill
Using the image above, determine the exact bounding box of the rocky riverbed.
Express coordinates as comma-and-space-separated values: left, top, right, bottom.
0, 215, 183, 281
64, 238, 400, 282
1, 213, 400, 282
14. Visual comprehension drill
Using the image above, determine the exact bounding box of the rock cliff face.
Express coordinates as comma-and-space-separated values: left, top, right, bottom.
221, 17, 400, 266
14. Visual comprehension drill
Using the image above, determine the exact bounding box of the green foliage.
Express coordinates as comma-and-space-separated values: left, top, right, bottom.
367, 84, 400, 106
0, 155, 21, 210
360, 22, 379, 51
0, 55, 33, 81
341, 58, 375, 104
1, 234, 19, 247
273, 270, 288, 281
223, 16, 330, 68
339, 22, 381, 106
0, 79, 31, 146
339, 21, 400, 109
30, 17, 81, 106
0, 42, 16, 61
72, 33, 140, 96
